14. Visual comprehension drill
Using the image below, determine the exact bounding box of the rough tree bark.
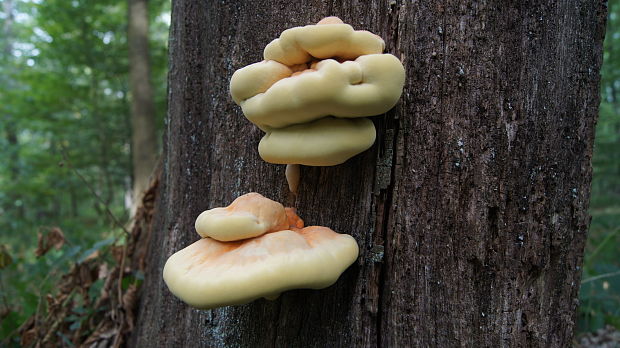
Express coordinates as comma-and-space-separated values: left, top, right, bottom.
128, 0, 158, 210
132, 1, 607, 346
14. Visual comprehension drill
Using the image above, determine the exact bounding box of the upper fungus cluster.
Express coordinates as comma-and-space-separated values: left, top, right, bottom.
230, 17, 405, 166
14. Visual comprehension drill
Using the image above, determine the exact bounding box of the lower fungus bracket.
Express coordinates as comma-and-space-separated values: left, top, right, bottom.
162, 193, 359, 310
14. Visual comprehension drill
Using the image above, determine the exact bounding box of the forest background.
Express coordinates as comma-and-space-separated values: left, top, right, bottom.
0, 0, 618, 345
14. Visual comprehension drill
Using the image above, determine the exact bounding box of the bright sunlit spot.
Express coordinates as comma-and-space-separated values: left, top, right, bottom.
33, 27, 53, 43
158, 11, 171, 26
102, 31, 113, 44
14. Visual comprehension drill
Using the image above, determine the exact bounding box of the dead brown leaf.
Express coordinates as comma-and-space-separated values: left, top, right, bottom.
76, 263, 96, 288
111, 246, 124, 264
82, 249, 100, 263
83, 324, 117, 348
122, 284, 138, 330
35, 227, 65, 257
18, 316, 37, 347
0, 244, 12, 269
20, 328, 38, 347
0, 305, 11, 321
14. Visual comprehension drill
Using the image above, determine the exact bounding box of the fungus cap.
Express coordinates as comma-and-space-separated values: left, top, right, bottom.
259, 117, 376, 166
263, 17, 385, 66
195, 193, 288, 242
231, 54, 405, 130
229, 60, 292, 105
162, 226, 359, 309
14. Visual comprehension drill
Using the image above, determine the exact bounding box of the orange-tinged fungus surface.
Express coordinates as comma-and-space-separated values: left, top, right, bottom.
163, 226, 358, 309
163, 193, 359, 310
195, 192, 288, 241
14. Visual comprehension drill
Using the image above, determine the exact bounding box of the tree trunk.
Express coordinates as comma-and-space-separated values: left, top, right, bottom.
131, 1, 607, 346
128, 0, 158, 211
2, 0, 23, 219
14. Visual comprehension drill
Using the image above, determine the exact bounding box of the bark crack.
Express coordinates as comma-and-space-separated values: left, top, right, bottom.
376, 2, 403, 347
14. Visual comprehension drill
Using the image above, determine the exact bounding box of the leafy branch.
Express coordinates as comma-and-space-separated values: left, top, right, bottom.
59, 144, 130, 236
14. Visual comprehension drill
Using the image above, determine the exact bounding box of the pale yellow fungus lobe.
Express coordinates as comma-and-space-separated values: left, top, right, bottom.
263, 17, 384, 66
163, 225, 359, 309
163, 195, 359, 310
260, 117, 376, 166
231, 54, 405, 130
316, 16, 344, 25
194, 192, 288, 242
229, 60, 292, 105
285, 164, 301, 195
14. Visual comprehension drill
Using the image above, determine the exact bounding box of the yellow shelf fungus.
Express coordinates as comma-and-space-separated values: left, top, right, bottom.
230, 17, 405, 167
163, 193, 359, 309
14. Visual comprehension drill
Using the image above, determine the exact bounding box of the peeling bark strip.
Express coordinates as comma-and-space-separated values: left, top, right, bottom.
131, 1, 606, 347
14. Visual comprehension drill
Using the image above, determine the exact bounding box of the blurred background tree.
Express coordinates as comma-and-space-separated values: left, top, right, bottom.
0, 0, 617, 345
578, 0, 620, 333
128, 0, 158, 213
